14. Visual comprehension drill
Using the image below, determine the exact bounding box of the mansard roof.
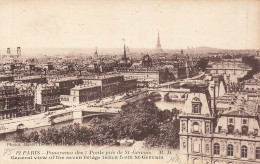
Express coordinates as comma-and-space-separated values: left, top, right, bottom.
221, 109, 256, 117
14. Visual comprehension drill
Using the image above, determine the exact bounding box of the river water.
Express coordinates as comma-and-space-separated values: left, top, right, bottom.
0, 94, 184, 141
155, 100, 184, 111
0, 116, 104, 141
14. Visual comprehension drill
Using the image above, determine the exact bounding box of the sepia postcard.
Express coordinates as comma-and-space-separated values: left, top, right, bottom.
0, 0, 260, 164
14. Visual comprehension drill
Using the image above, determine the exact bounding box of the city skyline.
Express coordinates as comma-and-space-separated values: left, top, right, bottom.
0, 0, 260, 50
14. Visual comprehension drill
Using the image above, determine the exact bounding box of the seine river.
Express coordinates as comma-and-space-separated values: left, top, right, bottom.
155, 100, 184, 111
0, 95, 184, 141
0, 116, 100, 141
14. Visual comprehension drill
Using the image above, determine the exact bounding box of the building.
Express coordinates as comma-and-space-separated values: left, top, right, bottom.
206, 60, 251, 83
0, 82, 36, 120
4, 63, 15, 72
93, 48, 98, 58
15, 83, 35, 117
118, 45, 132, 68
25, 64, 36, 71
0, 75, 14, 82
43, 63, 54, 71
14, 76, 47, 84
242, 78, 260, 93
34, 84, 61, 112
50, 77, 83, 95
116, 68, 174, 87
151, 54, 199, 79
60, 75, 137, 106
61, 84, 101, 106
0, 83, 18, 120
179, 84, 260, 164
82, 74, 137, 98
142, 54, 153, 68
207, 74, 227, 99
2, 47, 21, 58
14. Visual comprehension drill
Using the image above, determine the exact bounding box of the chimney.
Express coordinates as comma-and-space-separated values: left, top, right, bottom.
210, 82, 216, 113
7, 48, 10, 54
17, 47, 21, 56
238, 108, 242, 114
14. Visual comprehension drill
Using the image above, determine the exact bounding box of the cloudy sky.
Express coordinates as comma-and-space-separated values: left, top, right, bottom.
0, 0, 259, 49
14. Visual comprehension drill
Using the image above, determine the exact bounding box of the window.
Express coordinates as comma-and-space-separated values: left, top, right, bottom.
241, 126, 248, 135
254, 129, 258, 136
193, 104, 200, 113
242, 119, 247, 124
192, 97, 201, 114
214, 143, 220, 155
193, 122, 199, 133
241, 146, 247, 158
218, 126, 222, 133
256, 147, 260, 159
227, 125, 234, 134
229, 118, 233, 123
227, 144, 233, 156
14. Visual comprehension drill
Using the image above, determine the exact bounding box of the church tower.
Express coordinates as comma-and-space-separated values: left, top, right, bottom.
118, 44, 131, 68
94, 47, 98, 58
156, 30, 163, 53
123, 44, 127, 60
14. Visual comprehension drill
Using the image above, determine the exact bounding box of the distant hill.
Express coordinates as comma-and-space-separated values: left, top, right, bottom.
193, 46, 221, 51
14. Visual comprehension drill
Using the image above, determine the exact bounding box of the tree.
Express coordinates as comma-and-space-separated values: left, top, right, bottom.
144, 119, 180, 148
158, 109, 173, 123
239, 56, 260, 81
15, 99, 180, 148
197, 58, 209, 71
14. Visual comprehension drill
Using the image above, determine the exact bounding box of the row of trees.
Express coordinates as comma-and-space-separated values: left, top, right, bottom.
197, 58, 209, 72
239, 56, 260, 81
16, 99, 180, 148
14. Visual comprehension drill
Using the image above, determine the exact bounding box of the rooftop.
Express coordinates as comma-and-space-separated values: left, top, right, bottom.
0, 75, 13, 78
71, 84, 101, 91
117, 67, 164, 72
82, 74, 123, 80
222, 109, 254, 117
36, 84, 59, 90
50, 76, 81, 83
14, 76, 43, 80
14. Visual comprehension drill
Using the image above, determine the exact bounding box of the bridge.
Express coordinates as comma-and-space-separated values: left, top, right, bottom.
158, 73, 206, 88
0, 106, 120, 134
148, 73, 207, 101
148, 88, 190, 101
0, 113, 51, 134
206, 67, 251, 75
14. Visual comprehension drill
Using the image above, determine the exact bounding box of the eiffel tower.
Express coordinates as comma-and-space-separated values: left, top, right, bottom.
156, 30, 163, 53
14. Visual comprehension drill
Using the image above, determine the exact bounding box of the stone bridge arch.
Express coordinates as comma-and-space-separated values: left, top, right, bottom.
148, 91, 165, 101
164, 93, 187, 101
148, 89, 188, 101
16, 123, 25, 132
17, 124, 24, 129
